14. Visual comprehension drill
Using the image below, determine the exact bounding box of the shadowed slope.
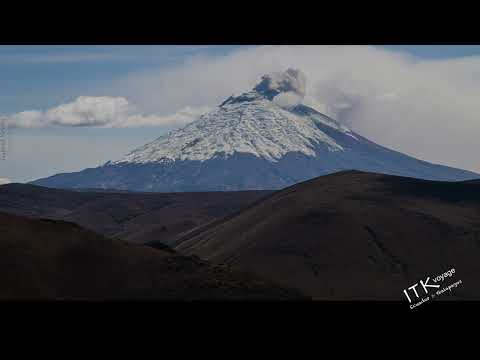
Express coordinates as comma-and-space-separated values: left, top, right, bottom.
0, 212, 303, 300
175, 171, 480, 300
0, 183, 272, 245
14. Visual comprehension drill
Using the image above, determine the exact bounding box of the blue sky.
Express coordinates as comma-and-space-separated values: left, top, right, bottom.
3, 45, 480, 114
1, 45, 479, 183
0, 45, 240, 113
381, 45, 480, 59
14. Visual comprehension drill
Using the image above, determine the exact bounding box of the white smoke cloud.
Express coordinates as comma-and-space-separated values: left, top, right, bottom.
255, 68, 307, 99
0, 177, 11, 185
272, 92, 303, 109
3, 96, 210, 128
258, 68, 306, 109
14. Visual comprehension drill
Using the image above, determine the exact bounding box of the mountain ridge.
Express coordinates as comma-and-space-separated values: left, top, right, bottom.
0, 211, 303, 300
173, 170, 480, 300
0, 182, 272, 245
31, 68, 479, 191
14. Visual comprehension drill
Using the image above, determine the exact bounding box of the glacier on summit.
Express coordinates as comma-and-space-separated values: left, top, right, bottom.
32, 68, 479, 191
113, 91, 344, 164
113, 69, 358, 164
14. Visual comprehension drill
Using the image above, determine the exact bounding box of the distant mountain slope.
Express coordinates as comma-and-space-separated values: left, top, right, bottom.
32, 69, 478, 192
0, 183, 271, 245
0, 211, 302, 300
174, 171, 480, 300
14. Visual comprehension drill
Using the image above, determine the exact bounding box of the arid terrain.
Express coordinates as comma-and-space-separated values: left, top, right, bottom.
0, 211, 302, 300
174, 171, 480, 300
0, 184, 271, 245
2, 170, 480, 300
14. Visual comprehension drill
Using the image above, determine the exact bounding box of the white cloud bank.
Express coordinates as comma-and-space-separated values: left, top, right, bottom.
3, 96, 210, 129
0, 177, 11, 185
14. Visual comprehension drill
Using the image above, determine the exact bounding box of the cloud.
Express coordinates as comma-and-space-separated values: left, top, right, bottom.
3, 96, 210, 129
111, 45, 480, 173
0, 177, 11, 185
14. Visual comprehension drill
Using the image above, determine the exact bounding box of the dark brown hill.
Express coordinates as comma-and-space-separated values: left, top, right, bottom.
175, 171, 480, 300
0, 184, 272, 245
0, 211, 302, 300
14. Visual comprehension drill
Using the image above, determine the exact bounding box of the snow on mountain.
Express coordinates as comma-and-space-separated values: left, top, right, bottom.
31, 68, 479, 192
113, 87, 347, 164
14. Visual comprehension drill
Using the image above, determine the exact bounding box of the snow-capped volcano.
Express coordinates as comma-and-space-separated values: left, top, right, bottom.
33, 69, 478, 191
113, 87, 347, 164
